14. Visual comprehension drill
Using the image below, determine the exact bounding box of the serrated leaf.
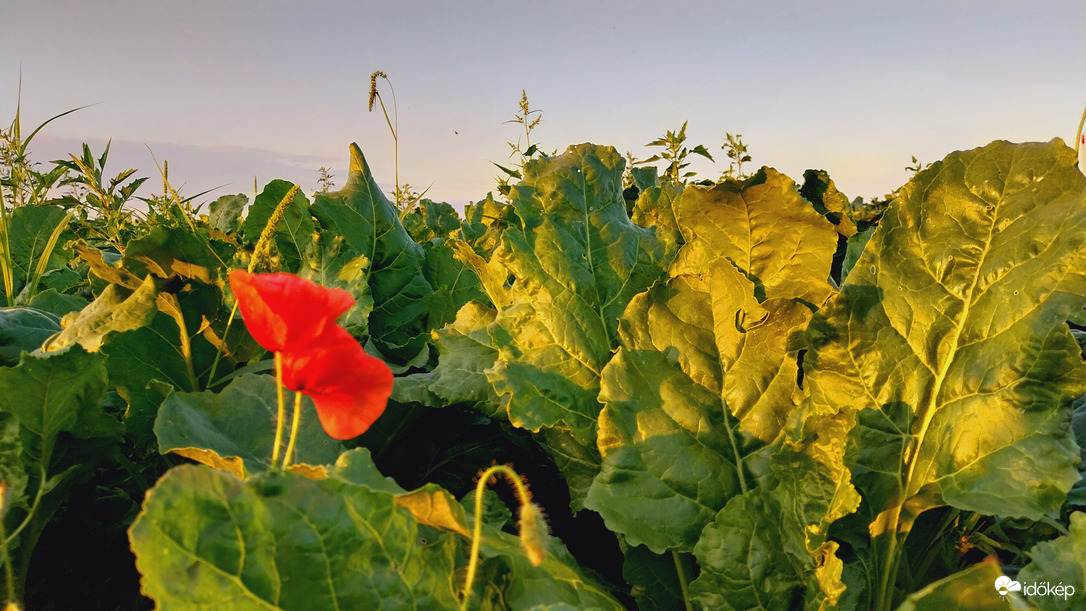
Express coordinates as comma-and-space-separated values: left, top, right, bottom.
311, 144, 433, 363
485, 144, 668, 465
671, 168, 837, 305
587, 263, 818, 553
804, 139, 1086, 605
154, 373, 343, 478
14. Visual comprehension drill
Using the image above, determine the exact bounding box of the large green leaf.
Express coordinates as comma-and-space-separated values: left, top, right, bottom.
485, 144, 668, 446
800, 169, 860, 239
689, 486, 804, 610
0, 346, 118, 463
689, 441, 857, 610
473, 525, 625, 611
102, 311, 200, 393
459, 193, 515, 259
586, 238, 826, 552
621, 546, 691, 611
75, 237, 241, 391
154, 373, 342, 478
0, 346, 121, 593
243, 180, 315, 273
671, 168, 837, 305
1069, 394, 1086, 509
0, 306, 60, 366
402, 199, 464, 244
1017, 511, 1086, 611
129, 464, 460, 610
311, 144, 433, 363
804, 139, 1086, 607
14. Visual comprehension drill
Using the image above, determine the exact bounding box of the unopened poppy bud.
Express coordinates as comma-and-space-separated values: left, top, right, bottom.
518, 501, 548, 566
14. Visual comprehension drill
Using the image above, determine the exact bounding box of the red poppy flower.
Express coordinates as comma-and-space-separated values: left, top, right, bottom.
229, 270, 393, 440
229, 270, 355, 353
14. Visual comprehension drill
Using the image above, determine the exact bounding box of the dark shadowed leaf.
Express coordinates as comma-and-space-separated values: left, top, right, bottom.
154, 373, 342, 478
0, 307, 60, 366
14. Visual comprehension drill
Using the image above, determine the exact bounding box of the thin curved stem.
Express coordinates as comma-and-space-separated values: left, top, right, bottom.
460, 465, 533, 611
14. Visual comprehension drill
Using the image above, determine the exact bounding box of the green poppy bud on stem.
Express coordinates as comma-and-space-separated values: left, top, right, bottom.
461, 464, 547, 610
518, 501, 548, 567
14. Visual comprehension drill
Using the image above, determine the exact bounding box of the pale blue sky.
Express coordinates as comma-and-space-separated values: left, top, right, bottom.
3, 1, 1084, 207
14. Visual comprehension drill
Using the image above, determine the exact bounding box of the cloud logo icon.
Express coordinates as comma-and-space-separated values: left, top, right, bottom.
995, 576, 1022, 596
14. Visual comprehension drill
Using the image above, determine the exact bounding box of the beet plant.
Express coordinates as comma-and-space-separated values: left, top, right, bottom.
0, 98, 1084, 610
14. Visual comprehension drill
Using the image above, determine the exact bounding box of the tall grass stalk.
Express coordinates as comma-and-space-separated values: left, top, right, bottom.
368, 71, 402, 210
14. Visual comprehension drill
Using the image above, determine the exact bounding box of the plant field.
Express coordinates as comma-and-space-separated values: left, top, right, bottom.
0, 103, 1085, 610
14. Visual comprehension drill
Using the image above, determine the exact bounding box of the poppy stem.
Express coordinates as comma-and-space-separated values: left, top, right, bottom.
270, 352, 286, 469
460, 464, 539, 611
282, 391, 304, 470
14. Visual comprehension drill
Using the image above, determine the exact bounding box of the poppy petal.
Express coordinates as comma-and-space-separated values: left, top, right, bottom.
229, 270, 355, 352
280, 327, 393, 440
